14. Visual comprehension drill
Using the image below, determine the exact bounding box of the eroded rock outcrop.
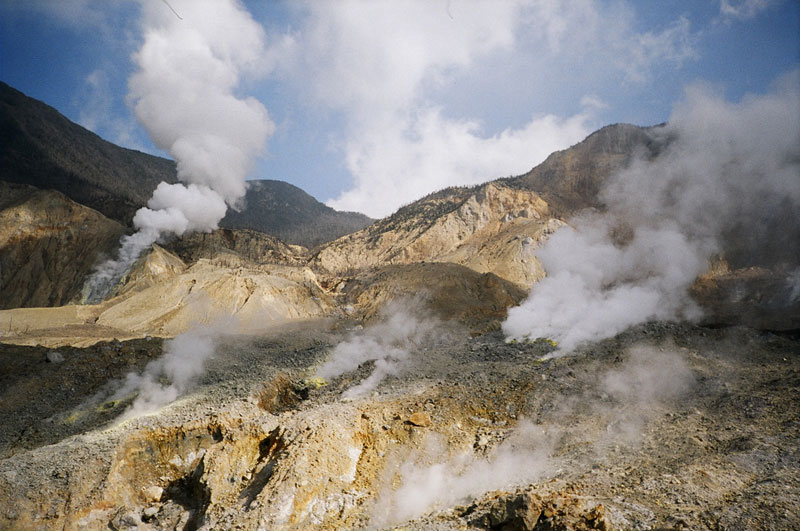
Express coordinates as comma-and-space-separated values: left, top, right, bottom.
0, 182, 125, 309
0, 245, 333, 347
333, 263, 527, 333
312, 183, 563, 288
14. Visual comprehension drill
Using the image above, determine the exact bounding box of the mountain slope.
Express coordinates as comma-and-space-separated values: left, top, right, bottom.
220, 179, 373, 248
311, 182, 561, 288
504, 122, 665, 216
0, 182, 125, 309
0, 81, 372, 247
0, 81, 178, 226
310, 124, 661, 286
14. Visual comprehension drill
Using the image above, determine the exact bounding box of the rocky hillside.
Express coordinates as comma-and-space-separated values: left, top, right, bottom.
503, 123, 665, 216
164, 228, 307, 268
0, 82, 178, 226
312, 182, 563, 288
0, 182, 125, 309
309, 124, 665, 289
0, 82, 372, 247
0, 243, 332, 348
0, 321, 797, 530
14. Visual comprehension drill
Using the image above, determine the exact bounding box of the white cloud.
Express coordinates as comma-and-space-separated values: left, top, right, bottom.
329, 107, 593, 217
77, 69, 149, 151
719, 0, 773, 21
519, 1, 697, 83
580, 95, 609, 111
269, 0, 699, 217
291, 0, 523, 120
625, 16, 697, 82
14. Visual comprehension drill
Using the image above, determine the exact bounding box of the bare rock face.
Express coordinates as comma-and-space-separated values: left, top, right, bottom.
691, 263, 800, 330
94, 257, 334, 338
108, 243, 188, 299
0, 245, 334, 347
332, 263, 527, 334
0, 182, 125, 309
480, 488, 611, 530
165, 227, 308, 268
505, 123, 665, 217
312, 183, 563, 288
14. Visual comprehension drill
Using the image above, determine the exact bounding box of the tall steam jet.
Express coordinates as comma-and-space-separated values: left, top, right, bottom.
82, 0, 273, 302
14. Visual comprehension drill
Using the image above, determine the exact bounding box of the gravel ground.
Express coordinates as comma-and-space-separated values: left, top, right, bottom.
0, 320, 798, 530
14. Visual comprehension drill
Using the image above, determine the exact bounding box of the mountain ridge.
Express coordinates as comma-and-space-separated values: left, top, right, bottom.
219, 179, 373, 248
0, 81, 178, 225
0, 81, 373, 248
503, 122, 666, 216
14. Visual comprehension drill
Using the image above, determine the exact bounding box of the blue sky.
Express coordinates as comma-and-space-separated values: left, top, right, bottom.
1, 0, 798, 217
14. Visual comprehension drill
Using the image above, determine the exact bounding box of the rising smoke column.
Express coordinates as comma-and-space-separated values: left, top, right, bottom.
503, 72, 800, 352
83, 0, 273, 302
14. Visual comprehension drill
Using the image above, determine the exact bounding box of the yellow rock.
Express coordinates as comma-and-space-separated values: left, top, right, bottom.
408, 412, 432, 427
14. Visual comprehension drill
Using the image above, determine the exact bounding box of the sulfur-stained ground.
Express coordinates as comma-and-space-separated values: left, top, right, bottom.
0, 321, 798, 530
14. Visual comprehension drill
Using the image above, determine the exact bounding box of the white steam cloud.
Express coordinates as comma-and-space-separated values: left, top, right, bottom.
504, 71, 800, 351
371, 345, 695, 526
112, 325, 221, 421
316, 302, 445, 399
83, 0, 273, 302
371, 422, 555, 526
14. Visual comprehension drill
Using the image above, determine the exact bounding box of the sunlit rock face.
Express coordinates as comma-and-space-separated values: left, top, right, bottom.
0, 249, 334, 348
0, 182, 125, 309
312, 182, 562, 289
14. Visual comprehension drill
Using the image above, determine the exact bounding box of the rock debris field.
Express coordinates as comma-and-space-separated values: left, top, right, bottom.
0, 317, 798, 530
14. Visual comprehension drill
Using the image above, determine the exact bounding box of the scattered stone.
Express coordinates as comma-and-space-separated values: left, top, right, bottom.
408, 411, 432, 427
483, 490, 612, 531
143, 485, 163, 502
142, 506, 159, 520
109, 509, 142, 530
46, 350, 64, 363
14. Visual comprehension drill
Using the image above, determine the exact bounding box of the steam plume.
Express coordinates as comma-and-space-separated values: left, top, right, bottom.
112, 324, 221, 420
504, 71, 800, 351
371, 344, 694, 526
82, 0, 273, 302
316, 301, 445, 399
